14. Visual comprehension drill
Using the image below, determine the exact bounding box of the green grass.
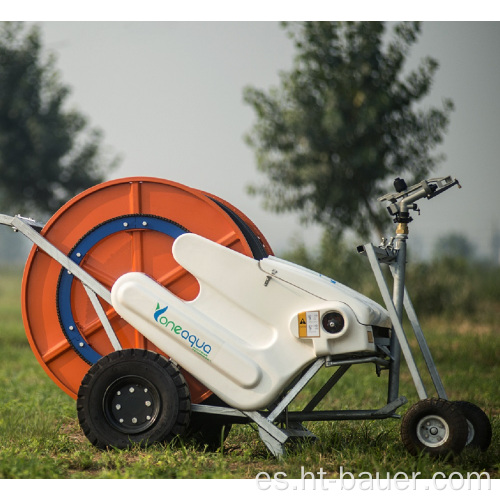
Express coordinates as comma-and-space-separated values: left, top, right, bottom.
0, 266, 498, 479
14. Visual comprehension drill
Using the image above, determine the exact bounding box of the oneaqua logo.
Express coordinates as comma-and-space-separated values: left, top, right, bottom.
154, 303, 212, 359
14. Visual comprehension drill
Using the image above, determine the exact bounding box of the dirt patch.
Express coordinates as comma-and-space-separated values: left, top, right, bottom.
59, 419, 87, 444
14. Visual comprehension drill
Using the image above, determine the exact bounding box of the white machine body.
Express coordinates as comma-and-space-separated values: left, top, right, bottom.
111, 233, 391, 410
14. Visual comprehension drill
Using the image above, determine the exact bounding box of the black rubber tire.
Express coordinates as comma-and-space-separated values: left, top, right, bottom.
453, 401, 492, 451
77, 349, 191, 449
186, 394, 232, 451
401, 398, 468, 457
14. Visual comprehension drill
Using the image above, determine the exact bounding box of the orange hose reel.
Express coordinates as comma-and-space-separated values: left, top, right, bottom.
21, 177, 272, 402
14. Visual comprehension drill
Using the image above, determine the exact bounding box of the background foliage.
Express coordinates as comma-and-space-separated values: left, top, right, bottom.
0, 22, 118, 216
244, 21, 453, 239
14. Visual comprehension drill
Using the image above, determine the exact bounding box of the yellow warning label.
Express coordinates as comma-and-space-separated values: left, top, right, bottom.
298, 312, 307, 338
298, 311, 320, 338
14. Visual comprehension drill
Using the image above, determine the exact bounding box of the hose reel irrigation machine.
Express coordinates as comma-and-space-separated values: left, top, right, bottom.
0, 175, 492, 457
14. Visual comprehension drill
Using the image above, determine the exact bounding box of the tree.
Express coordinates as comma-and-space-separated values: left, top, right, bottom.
243, 22, 453, 239
0, 22, 119, 217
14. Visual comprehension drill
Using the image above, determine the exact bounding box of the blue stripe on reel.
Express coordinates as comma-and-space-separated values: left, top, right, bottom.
57, 215, 187, 364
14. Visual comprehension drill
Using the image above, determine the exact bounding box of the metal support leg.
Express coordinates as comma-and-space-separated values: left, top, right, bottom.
266, 358, 325, 423
395, 279, 448, 399
243, 410, 292, 458
83, 285, 122, 350
387, 241, 406, 402
364, 244, 427, 400
302, 364, 350, 412
242, 359, 325, 457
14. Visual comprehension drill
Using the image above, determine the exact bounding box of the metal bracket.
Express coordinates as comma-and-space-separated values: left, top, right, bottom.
242, 409, 317, 458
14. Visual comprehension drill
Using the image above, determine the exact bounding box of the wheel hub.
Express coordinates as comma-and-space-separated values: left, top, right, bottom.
103, 376, 161, 434
416, 415, 449, 447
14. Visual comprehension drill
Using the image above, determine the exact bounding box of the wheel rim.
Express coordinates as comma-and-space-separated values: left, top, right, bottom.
103, 375, 161, 434
465, 419, 475, 446
416, 415, 450, 447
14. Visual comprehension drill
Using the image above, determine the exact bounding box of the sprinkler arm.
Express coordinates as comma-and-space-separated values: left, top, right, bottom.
378, 176, 461, 223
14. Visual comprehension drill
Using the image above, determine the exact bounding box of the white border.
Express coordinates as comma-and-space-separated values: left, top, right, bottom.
3, 1, 500, 21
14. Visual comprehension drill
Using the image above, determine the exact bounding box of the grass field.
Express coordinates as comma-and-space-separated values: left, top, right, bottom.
0, 265, 498, 480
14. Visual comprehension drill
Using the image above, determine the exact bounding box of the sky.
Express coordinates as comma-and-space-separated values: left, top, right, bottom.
4, 7, 500, 262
